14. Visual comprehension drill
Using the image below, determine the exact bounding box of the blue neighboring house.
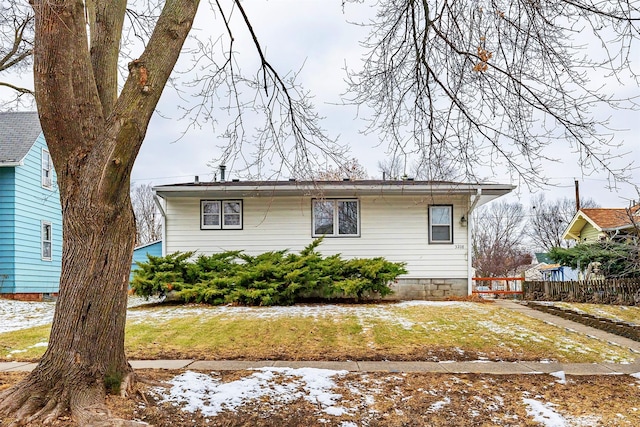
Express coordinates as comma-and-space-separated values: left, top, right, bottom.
130, 240, 162, 282
0, 111, 62, 300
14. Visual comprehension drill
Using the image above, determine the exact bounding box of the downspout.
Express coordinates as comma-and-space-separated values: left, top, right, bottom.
466, 189, 482, 295
153, 191, 167, 256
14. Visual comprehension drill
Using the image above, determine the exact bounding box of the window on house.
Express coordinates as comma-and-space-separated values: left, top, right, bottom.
429, 205, 452, 243
42, 221, 52, 260
312, 199, 359, 237
42, 149, 52, 189
201, 200, 243, 229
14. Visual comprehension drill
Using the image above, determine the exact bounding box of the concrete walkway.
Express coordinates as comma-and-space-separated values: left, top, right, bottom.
2, 359, 639, 376
2, 300, 639, 377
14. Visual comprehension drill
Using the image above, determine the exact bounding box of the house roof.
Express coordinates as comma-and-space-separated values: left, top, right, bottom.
134, 240, 162, 251
563, 205, 640, 240
534, 253, 552, 264
580, 207, 639, 229
0, 111, 42, 166
154, 180, 515, 206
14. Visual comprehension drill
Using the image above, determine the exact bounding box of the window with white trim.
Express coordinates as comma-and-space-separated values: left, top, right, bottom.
429, 205, 453, 243
42, 149, 52, 189
312, 199, 359, 237
201, 200, 243, 230
42, 221, 52, 260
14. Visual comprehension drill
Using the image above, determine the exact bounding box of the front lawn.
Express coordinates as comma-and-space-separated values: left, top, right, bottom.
0, 300, 636, 363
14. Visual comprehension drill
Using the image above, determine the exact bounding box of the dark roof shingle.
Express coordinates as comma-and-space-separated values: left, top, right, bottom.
0, 111, 42, 164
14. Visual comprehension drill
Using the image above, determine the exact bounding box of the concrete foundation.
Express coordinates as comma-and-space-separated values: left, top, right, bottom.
386, 278, 468, 300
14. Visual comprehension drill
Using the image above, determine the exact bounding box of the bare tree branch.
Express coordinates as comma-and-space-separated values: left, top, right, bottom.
343, 0, 640, 188
0, 0, 34, 107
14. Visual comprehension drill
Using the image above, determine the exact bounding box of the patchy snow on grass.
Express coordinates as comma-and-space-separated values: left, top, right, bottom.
427, 396, 451, 412
153, 368, 349, 417
523, 398, 567, 427
550, 371, 566, 384
0, 300, 55, 333
6, 341, 49, 357
128, 300, 470, 326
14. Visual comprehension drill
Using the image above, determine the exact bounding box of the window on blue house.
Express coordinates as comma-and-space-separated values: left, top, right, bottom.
42, 221, 52, 260
201, 200, 243, 230
42, 149, 52, 189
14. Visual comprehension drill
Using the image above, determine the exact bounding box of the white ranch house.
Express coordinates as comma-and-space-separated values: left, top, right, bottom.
153, 179, 514, 299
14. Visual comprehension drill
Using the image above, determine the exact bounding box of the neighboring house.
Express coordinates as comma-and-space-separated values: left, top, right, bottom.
538, 264, 579, 282
563, 205, 640, 243
0, 111, 62, 300
130, 240, 162, 282
153, 179, 514, 299
523, 253, 550, 281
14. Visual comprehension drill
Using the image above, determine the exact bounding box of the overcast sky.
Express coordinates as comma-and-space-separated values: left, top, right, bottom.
1, 0, 638, 208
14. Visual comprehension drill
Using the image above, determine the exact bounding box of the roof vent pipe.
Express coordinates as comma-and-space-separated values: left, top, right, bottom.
219, 164, 226, 183
194, 176, 199, 184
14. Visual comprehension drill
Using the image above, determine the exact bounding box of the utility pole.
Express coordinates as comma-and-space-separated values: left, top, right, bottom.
575, 179, 580, 212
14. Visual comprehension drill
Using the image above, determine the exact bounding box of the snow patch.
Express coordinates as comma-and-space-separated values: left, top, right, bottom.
550, 371, 566, 384
154, 368, 349, 417
0, 300, 55, 333
427, 396, 451, 412
523, 398, 566, 427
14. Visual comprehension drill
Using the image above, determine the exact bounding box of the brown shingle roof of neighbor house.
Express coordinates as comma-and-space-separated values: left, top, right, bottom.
580, 206, 640, 230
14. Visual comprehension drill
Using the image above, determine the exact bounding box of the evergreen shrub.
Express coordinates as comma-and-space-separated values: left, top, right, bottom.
131, 238, 406, 305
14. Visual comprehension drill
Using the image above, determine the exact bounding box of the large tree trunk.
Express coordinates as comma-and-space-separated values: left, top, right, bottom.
0, 0, 200, 425
0, 173, 137, 425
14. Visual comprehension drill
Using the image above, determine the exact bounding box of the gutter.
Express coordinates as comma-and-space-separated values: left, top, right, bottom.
153, 191, 167, 256
467, 189, 482, 295
0, 160, 24, 167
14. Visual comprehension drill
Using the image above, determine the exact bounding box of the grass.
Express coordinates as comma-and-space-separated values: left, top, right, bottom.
555, 302, 640, 324
0, 325, 50, 361
0, 301, 637, 363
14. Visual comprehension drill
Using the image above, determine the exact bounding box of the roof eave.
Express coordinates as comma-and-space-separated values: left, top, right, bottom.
153, 182, 515, 199
0, 160, 24, 167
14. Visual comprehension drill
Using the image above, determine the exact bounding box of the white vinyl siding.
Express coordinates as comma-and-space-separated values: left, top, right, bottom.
201, 200, 243, 230
164, 195, 470, 279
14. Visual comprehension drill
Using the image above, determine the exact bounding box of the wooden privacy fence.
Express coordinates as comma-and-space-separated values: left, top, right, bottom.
523, 279, 640, 305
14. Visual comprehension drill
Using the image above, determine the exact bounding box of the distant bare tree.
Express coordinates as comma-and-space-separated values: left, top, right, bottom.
377, 158, 403, 180
0, 1, 34, 107
131, 183, 162, 245
527, 194, 599, 251
411, 156, 458, 181
378, 156, 458, 181
473, 201, 532, 277
315, 157, 369, 180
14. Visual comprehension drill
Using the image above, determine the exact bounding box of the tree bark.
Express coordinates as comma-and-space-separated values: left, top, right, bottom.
0, 0, 200, 425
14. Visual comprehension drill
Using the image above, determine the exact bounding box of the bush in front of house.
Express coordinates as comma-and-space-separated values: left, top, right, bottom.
131, 238, 407, 305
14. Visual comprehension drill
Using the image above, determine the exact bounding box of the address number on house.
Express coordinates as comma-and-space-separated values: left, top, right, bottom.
455, 244, 465, 249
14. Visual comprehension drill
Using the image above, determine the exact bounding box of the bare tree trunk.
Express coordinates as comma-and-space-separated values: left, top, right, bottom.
0, 0, 199, 425
0, 177, 136, 424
